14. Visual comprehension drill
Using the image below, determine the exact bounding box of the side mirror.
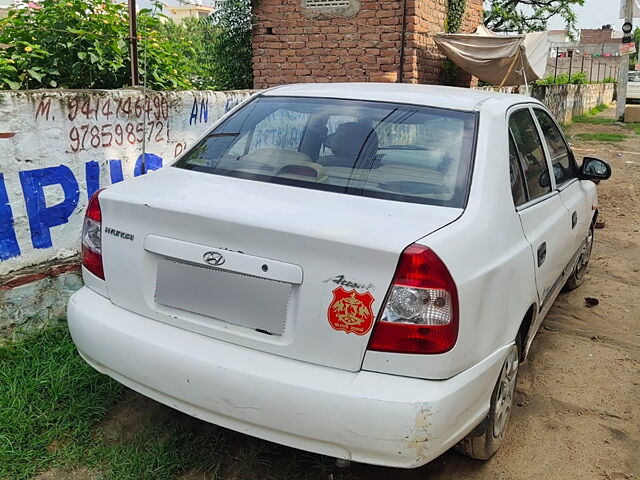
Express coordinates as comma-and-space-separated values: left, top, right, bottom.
580, 157, 611, 181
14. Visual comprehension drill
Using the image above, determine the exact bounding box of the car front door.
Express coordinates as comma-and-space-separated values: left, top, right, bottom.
509, 107, 574, 318
532, 107, 595, 257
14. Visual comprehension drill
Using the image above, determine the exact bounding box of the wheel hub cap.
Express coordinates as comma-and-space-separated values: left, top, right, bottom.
493, 345, 519, 437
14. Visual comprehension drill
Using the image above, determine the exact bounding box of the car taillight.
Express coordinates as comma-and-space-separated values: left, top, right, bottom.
81, 189, 104, 279
368, 244, 458, 354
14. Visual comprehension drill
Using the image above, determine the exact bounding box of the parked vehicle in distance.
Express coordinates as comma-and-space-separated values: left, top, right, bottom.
68, 84, 611, 468
627, 71, 640, 102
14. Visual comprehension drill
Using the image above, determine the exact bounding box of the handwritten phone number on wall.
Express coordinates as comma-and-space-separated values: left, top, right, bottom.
67, 95, 169, 123
68, 121, 166, 152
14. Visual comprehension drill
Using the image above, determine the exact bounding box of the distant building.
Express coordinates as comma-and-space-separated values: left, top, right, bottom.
548, 30, 570, 44
580, 25, 622, 45
165, 3, 214, 23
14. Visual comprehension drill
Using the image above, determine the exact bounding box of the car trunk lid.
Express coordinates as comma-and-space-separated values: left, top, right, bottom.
99, 167, 462, 371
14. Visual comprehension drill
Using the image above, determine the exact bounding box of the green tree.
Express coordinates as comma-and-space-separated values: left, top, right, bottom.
0, 0, 197, 90
484, 0, 585, 34
208, 0, 253, 90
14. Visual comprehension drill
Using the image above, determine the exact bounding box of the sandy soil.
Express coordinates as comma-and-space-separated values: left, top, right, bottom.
33, 107, 640, 480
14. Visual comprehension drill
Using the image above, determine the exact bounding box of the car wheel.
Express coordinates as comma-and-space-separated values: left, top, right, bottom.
564, 223, 594, 291
456, 340, 520, 460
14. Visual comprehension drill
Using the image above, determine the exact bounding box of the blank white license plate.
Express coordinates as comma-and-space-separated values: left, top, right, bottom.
154, 258, 291, 335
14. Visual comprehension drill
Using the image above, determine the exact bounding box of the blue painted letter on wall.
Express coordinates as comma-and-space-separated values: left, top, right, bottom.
19, 165, 80, 249
0, 173, 21, 260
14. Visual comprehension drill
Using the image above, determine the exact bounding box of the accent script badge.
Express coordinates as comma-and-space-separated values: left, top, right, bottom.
327, 286, 375, 336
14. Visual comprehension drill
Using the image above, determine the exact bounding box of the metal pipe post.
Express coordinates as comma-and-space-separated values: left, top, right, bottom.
128, 0, 139, 87
568, 53, 573, 80
616, 0, 634, 120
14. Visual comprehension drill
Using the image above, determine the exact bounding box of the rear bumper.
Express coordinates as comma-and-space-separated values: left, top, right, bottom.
68, 287, 509, 468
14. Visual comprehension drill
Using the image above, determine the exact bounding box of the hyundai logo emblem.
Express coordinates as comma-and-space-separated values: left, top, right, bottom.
203, 251, 225, 266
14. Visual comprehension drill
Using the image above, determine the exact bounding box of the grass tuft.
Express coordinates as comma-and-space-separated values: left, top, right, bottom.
575, 132, 628, 142
0, 327, 123, 480
572, 115, 614, 125
571, 104, 611, 124
589, 103, 608, 115
626, 123, 640, 135
1, 327, 352, 480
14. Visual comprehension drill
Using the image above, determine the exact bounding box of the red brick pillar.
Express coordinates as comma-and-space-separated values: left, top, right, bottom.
252, 0, 483, 88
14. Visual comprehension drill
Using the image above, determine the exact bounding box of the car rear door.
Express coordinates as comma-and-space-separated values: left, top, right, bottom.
509, 107, 574, 315
532, 107, 594, 256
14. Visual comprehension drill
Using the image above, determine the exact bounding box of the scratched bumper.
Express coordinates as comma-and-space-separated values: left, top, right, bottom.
68, 287, 509, 468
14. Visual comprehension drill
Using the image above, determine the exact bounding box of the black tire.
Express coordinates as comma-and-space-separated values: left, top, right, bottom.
564, 223, 595, 291
456, 337, 521, 460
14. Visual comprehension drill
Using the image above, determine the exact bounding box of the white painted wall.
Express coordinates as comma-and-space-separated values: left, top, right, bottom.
0, 89, 254, 278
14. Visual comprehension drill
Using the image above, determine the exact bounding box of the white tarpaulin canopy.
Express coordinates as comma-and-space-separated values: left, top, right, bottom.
434, 26, 550, 86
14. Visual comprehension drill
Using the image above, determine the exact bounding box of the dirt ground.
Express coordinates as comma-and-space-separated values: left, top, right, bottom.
34, 107, 640, 480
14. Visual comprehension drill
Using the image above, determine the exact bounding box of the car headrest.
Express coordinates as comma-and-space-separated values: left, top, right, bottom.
329, 122, 379, 160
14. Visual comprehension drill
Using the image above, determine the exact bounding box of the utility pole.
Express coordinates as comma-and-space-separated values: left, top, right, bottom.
128, 0, 140, 87
616, 0, 634, 121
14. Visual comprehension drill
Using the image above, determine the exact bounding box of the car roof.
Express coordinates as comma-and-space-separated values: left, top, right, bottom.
261, 83, 538, 112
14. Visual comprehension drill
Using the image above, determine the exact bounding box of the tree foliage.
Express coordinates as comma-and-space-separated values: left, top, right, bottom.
208, 0, 253, 90
484, 0, 585, 34
0, 0, 253, 90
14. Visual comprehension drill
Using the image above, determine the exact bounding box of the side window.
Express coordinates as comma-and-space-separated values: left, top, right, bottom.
509, 109, 552, 201
533, 109, 578, 186
509, 134, 527, 206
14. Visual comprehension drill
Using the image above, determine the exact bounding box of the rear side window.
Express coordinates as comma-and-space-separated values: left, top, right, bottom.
175, 96, 478, 207
533, 109, 578, 186
509, 109, 552, 201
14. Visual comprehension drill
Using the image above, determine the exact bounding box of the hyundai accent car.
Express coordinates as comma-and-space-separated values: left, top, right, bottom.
68, 83, 611, 468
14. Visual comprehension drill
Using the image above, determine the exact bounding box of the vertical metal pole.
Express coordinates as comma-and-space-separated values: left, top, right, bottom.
581, 55, 585, 76
616, 0, 634, 120
128, 0, 139, 87
598, 62, 602, 82
568, 53, 573, 81
590, 58, 594, 83
554, 50, 559, 83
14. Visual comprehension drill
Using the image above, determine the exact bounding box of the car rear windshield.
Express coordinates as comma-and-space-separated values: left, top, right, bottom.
629, 72, 640, 83
174, 96, 477, 207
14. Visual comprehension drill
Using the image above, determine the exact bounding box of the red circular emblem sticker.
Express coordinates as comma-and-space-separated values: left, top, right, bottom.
327, 286, 375, 335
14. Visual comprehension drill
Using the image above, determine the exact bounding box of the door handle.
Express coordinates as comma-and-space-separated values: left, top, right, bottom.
572, 211, 578, 229
537, 242, 547, 267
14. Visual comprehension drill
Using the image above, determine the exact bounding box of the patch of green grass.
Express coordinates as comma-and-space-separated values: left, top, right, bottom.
575, 132, 628, 142
626, 123, 640, 135
572, 115, 614, 125
589, 103, 609, 115
571, 104, 611, 124
0, 327, 350, 480
0, 327, 124, 480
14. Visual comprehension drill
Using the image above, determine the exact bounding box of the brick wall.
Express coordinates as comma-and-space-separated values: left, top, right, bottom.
580, 28, 622, 45
402, 0, 483, 85
252, 0, 484, 88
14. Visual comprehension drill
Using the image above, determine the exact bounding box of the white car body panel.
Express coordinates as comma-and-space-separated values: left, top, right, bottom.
68, 287, 510, 468
68, 83, 601, 468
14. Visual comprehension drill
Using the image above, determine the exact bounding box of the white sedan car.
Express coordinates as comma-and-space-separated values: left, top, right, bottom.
69, 84, 611, 468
